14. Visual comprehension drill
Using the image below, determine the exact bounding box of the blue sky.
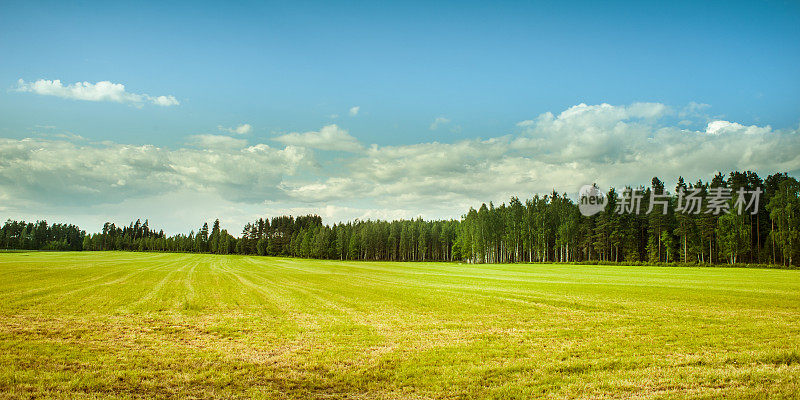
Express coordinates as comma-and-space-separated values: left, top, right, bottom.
1, 0, 799, 233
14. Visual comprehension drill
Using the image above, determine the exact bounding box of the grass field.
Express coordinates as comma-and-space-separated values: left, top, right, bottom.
1, 252, 799, 399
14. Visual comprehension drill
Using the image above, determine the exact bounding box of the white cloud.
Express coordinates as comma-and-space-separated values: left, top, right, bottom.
188, 134, 248, 150
705, 120, 771, 136
429, 116, 450, 130
283, 102, 799, 209
218, 123, 252, 135
349, 106, 360, 116
515, 120, 535, 127
0, 136, 314, 208
149, 95, 180, 107
684, 101, 711, 114
549, 102, 670, 127
273, 124, 363, 152
15, 79, 179, 107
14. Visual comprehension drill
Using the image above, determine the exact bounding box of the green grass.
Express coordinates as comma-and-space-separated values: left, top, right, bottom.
0, 252, 798, 399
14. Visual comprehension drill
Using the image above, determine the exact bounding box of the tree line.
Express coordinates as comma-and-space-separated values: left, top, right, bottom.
3, 171, 798, 267
456, 172, 798, 267
0, 220, 84, 251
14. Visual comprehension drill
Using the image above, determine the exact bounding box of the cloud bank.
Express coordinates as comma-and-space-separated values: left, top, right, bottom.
2, 102, 798, 232
15, 79, 179, 107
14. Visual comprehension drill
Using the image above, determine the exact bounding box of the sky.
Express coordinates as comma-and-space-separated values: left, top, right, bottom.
1, 0, 799, 234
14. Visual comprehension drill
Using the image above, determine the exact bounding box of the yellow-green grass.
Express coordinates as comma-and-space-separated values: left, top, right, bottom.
1, 252, 798, 399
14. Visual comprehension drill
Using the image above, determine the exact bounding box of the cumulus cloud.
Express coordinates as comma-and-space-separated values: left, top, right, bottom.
0, 137, 314, 207
273, 124, 363, 152
281, 102, 800, 209
15, 79, 179, 107
705, 120, 771, 136
515, 120, 535, 127
218, 123, 252, 135
429, 116, 450, 130
188, 134, 248, 150
349, 106, 360, 116
150, 95, 180, 107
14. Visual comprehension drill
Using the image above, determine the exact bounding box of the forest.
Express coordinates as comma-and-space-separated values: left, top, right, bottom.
2, 171, 798, 267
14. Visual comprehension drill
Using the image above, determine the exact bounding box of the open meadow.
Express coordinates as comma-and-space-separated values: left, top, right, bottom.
0, 252, 798, 399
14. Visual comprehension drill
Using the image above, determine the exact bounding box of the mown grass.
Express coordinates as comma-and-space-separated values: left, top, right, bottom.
0, 251, 798, 399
